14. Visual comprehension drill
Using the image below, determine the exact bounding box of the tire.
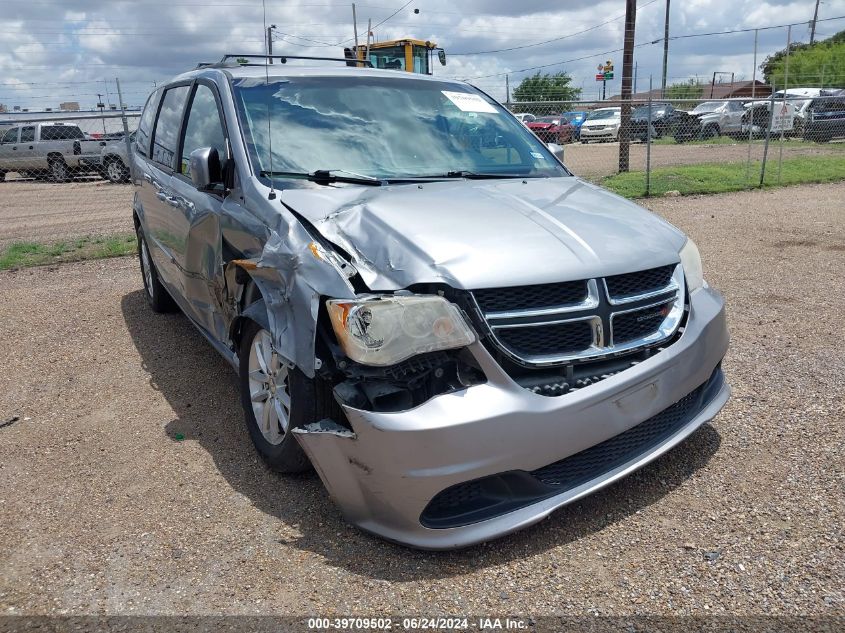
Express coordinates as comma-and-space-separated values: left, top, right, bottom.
238, 319, 343, 473
0, 170, 5, 182
48, 158, 70, 182
105, 158, 130, 183
702, 124, 720, 140
136, 225, 176, 313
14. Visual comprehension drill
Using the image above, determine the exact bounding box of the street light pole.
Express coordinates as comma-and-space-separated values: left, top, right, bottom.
267, 24, 276, 63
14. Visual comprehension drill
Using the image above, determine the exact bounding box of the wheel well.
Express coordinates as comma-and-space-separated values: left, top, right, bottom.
47, 152, 65, 163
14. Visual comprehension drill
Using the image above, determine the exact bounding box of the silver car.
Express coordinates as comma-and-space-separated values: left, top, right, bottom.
132, 56, 730, 549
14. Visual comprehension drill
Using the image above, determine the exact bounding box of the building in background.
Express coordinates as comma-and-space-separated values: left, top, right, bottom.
59, 102, 81, 111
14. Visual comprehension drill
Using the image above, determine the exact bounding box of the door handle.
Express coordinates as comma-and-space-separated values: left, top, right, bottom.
28, 146, 33, 150
156, 191, 181, 207
11, 147, 16, 151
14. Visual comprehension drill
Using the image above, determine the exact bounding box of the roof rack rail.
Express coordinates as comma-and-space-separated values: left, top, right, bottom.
212, 54, 372, 68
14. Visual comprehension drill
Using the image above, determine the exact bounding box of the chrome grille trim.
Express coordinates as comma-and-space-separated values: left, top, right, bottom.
485, 279, 601, 320
470, 264, 685, 367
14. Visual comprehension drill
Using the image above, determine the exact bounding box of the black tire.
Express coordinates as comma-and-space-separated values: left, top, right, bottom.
48, 158, 70, 182
702, 124, 720, 140
238, 319, 343, 473
105, 157, 130, 183
0, 170, 5, 182
136, 225, 176, 313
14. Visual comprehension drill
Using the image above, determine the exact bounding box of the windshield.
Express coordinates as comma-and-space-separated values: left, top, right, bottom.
693, 101, 724, 113
233, 76, 567, 182
587, 109, 619, 120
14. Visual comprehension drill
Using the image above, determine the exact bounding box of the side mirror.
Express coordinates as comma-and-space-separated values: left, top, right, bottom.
547, 142, 565, 162
437, 49, 446, 66
189, 146, 222, 189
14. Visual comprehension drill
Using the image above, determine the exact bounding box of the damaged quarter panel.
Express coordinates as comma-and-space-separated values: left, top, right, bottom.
132, 60, 730, 550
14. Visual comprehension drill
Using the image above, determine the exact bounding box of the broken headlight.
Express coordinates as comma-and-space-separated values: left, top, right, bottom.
326, 295, 476, 366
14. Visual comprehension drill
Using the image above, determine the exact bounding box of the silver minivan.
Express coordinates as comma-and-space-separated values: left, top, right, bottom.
132, 55, 730, 549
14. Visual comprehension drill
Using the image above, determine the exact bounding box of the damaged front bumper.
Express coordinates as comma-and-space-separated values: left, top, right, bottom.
293, 286, 730, 549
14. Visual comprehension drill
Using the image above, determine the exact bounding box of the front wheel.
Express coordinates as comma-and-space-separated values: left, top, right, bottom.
238, 320, 344, 473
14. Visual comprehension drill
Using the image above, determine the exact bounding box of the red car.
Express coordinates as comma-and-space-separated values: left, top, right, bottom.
526, 115, 575, 144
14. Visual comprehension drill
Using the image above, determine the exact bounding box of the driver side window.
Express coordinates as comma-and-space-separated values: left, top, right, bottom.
180, 84, 228, 179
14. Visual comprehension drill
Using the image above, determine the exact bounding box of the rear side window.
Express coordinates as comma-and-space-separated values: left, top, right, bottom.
151, 85, 190, 168
136, 88, 163, 157
180, 84, 228, 177
20, 127, 35, 142
42, 125, 84, 140
1, 128, 18, 143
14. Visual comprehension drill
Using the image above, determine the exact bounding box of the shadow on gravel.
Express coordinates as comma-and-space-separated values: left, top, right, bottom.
122, 288, 722, 582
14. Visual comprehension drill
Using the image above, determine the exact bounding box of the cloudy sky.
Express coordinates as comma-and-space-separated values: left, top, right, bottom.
1, 0, 844, 111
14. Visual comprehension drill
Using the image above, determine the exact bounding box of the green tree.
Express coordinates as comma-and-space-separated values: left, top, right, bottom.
512, 71, 581, 103
665, 78, 704, 100
761, 30, 845, 88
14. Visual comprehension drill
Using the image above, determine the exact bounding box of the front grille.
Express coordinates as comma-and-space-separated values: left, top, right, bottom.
470, 264, 682, 369
420, 366, 723, 529
612, 301, 673, 344
605, 265, 675, 299
495, 320, 593, 357
473, 280, 587, 313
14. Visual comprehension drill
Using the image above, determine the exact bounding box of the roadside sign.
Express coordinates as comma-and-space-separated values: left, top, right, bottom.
771, 102, 795, 132
604, 72, 614, 80
595, 74, 605, 81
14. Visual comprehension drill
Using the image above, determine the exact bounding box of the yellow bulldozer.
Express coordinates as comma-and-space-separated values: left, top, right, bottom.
344, 38, 446, 75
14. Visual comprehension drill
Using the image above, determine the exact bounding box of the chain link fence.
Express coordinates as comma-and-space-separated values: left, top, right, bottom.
1, 87, 844, 251
0, 110, 140, 249
507, 92, 845, 196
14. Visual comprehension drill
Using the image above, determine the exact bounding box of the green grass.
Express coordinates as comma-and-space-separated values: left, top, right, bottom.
0, 233, 137, 271
602, 155, 845, 198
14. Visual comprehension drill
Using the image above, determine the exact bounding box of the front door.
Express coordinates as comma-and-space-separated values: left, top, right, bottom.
166, 81, 231, 335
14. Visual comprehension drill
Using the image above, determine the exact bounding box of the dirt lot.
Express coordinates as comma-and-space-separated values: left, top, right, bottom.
0, 179, 133, 249
1, 139, 843, 249
0, 183, 843, 619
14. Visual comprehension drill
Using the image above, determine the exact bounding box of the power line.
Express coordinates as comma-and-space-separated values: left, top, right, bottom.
451, 0, 660, 56
337, 0, 414, 45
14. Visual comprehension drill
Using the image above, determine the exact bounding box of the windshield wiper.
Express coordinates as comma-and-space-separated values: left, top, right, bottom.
260, 169, 383, 186
427, 170, 535, 180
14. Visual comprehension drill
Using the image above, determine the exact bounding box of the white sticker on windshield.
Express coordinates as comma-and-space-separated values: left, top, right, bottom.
441, 91, 498, 113
530, 152, 545, 159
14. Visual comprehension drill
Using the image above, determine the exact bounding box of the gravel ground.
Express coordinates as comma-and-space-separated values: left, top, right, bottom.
0, 182, 843, 618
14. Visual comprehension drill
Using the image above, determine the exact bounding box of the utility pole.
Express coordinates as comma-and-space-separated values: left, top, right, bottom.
505, 75, 510, 105
619, 0, 636, 173
810, 0, 820, 44
352, 3, 359, 50
661, 0, 670, 98
267, 24, 276, 63
634, 61, 638, 95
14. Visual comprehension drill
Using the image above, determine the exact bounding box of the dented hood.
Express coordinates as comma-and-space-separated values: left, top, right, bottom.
278, 176, 686, 291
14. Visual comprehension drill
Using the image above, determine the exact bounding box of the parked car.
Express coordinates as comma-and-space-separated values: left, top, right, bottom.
526, 115, 575, 143
99, 132, 135, 183
673, 100, 745, 142
132, 57, 730, 549
513, 113, 536, 125
0, 121, 103, 181
630, 103, 681, 139
561, 111, 587, 140
804, 91, 845, 142
580, 107, 621, 142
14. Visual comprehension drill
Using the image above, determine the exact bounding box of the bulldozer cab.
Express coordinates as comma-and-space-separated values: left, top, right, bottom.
346, 39, 445, 75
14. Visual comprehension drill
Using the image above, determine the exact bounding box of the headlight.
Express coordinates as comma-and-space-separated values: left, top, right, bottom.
679, 239, 704, 291
326, 295, 476, 366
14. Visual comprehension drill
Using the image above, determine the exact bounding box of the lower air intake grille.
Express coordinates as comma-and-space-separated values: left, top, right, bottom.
420, 366, 723, 529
